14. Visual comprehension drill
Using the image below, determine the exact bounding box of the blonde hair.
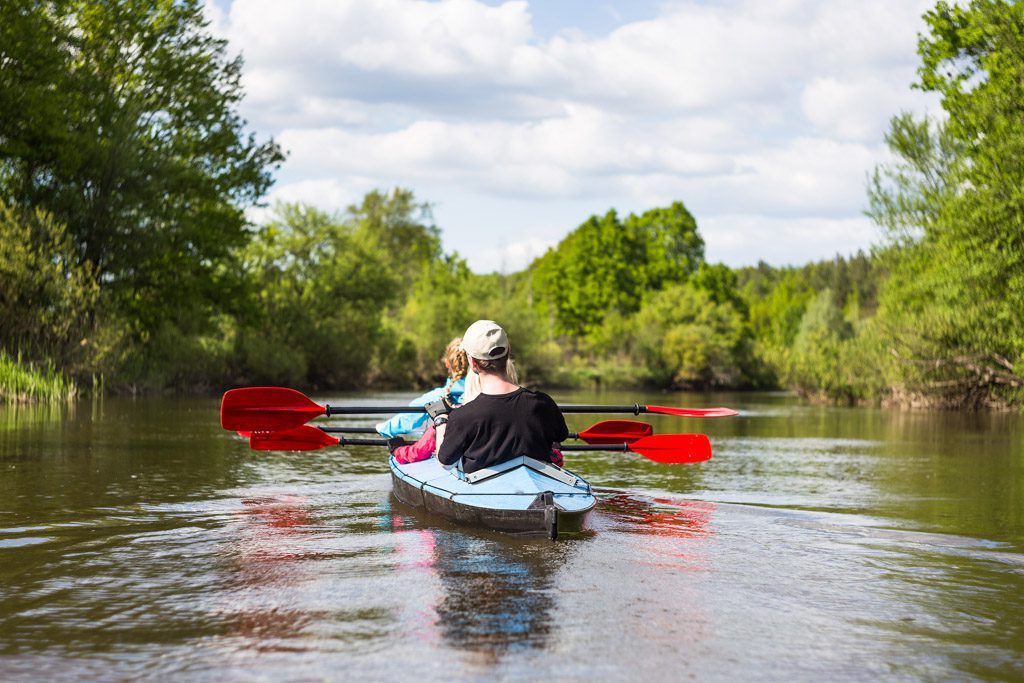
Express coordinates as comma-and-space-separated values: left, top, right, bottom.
462, 357, 518, 404
442, 337, 468, 401
436, 337, 469, 455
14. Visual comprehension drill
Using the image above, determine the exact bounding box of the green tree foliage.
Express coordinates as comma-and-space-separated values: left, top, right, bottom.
0, 200, 98, 364
693, 262, 749, 316
349, 188, 442, 283
869, 0, 1024, 407
532, 210, 645, 337
392, 255, 475, 385
626, 202, 705, 290
461, 272, 560, 385
237, 204, 398, 388
735, 253, 882, 391
532, 201, 704, 338
634, 284, 748, 389
0, 0, 283, 336
784, 290, 856, 401
744, 271, 813, 372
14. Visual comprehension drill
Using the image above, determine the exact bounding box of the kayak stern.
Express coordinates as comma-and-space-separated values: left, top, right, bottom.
390, 455, 595, 538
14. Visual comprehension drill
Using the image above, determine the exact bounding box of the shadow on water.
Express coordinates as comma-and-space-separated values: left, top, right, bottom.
386, 488, 720, 667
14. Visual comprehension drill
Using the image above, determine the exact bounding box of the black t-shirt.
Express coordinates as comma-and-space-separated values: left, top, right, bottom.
437, 387, 569, 473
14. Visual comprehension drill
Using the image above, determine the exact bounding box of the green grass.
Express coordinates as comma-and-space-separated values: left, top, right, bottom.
0, 350, 77, 404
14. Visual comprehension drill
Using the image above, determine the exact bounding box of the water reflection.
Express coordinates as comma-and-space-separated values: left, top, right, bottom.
598, 490, 715, 540
218, 494, 319, 651
432, 533, 557, 659
389, 505, 565, 662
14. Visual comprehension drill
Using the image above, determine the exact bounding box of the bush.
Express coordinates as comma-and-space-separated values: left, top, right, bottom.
0, 200, 98, 365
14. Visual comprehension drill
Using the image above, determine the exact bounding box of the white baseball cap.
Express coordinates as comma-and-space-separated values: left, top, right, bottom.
459, 320, 509, 360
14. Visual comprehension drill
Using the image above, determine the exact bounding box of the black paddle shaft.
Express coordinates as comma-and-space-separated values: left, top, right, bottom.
311, 430, 629, 451
324, 404, 648, 415
318, 425, 586, 439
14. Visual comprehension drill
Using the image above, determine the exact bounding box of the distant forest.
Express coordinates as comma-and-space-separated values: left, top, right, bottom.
1, 0, 1021, 409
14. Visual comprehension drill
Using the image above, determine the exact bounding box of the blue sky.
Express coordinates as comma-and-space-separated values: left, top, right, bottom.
206, 0, 939, 273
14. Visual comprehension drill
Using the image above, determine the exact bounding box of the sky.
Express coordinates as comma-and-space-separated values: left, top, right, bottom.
205, 0, 940, 274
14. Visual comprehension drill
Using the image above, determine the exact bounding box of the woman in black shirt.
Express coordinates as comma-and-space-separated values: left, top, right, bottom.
435, 320, 568, 474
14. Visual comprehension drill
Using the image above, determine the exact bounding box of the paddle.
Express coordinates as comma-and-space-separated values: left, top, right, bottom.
240, 419, 653, 444
247, 425, 712, 464
575, 419, 653, 444
221, 387, 737, 432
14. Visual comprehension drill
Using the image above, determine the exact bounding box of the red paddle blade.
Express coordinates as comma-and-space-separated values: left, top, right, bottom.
577, 419, 653, 444
629, 434, 713, 464
249, 425, 340, 451
646, 405, 738, 418
220, 387, 326, 431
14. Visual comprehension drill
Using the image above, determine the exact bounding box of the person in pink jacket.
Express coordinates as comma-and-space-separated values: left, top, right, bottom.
387, 338, 468, 464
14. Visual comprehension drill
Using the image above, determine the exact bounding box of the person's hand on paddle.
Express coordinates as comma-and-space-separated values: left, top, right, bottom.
424, 396, 453, 428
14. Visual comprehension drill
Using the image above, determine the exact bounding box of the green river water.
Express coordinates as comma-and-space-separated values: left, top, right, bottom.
1, 391, 1022, 681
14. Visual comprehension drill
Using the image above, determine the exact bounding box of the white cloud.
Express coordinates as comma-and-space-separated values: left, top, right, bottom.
216, 0, 942, 270
701, 215, 878, 267
472, 237, 556, 274
800, 77, 935, 142
264, 178, 362, 210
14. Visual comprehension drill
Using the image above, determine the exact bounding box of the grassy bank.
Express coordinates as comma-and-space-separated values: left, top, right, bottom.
0, 351, 77, 404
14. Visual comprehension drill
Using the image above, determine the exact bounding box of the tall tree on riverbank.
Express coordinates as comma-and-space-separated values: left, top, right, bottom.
869, 0, 1024, 407
0, 0, 283, 338
531, 201, 704, 338
236, 204, 398, 389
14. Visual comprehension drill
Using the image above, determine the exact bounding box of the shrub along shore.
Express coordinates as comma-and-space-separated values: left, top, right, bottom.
1, 0, 1021, 408
0, 351, 77, 404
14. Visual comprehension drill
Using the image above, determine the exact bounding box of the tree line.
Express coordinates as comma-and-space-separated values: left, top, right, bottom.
1, 0, 1021, 408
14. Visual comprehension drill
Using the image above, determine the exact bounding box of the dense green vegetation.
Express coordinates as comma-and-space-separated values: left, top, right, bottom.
1, 0, 1021, 408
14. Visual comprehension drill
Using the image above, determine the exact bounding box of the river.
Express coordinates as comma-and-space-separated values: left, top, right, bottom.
1, 391, 1021, 681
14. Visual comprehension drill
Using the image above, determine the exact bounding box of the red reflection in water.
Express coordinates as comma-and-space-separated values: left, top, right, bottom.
597, 491, 717, 579
600, 491, 715, 539
390, 515, 438, 569
216, 494, 318, 649
598, 492, 716, 647
241, 495, 313, 529
388, 515, 442, 644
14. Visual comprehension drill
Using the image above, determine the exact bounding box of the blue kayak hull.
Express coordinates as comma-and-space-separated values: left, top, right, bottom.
389, 455, 596, 538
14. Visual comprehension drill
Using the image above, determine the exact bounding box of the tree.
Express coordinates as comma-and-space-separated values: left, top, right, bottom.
531, 201, 704, 339
693, 262, 748, 316
394, 254, 475, 385
237, 204, 397, 388
349, 188, 442, 284
532, 210, 645, 337
634, 284, 748, 389
0, 0, 283, 336
868, 0, 1024, 407
626, 201, 704, 290
784, 289, 855, 400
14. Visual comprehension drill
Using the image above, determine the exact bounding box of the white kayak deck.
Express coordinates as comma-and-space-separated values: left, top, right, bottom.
390, 455, 595, 513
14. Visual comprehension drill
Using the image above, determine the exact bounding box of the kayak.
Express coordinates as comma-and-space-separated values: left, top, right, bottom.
389, 455, 596, 539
